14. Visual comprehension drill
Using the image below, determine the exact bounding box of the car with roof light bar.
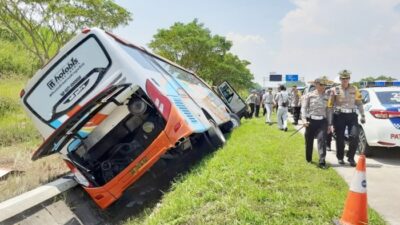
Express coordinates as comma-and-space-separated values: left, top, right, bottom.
358, 83, 400, 156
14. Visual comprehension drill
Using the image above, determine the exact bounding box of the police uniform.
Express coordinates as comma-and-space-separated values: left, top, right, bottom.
301, 78, 329, 167
246, 92, 257, 118
290, 87, 302, 125
327, 70, 365, 167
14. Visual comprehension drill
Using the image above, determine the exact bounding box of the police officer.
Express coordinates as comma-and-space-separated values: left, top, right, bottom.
301, 78, 329, 168
246, 91, 257, 118
328, 70, 365, 167
290, 85, 302, 125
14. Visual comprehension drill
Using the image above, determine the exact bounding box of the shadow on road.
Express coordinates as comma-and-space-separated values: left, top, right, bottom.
363, 147, 400, 167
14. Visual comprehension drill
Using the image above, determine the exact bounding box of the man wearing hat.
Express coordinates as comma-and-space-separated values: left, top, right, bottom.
327, 70, 365, 167
301, 78, 330, 168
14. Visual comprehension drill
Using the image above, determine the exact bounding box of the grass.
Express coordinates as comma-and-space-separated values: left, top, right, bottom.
0, 78, 68, 202
125, 117, 387, 225
0, 78, 41, 146
0, 141, 68, 202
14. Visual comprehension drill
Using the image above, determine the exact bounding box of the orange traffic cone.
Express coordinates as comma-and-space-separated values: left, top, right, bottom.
334, 154, 368, 225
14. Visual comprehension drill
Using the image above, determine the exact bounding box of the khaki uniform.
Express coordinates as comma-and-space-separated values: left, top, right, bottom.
327, 85, 364, 164
301, 90, 329, 164
291, 91, 302, 107
327, 85, 364, 118
291, 90, 302, 124
246, 93, 257, 118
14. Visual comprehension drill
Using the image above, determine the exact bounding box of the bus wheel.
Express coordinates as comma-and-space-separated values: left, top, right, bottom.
207, 120, 226, 149
229, 113, 240, 128
220, 113, 240, 133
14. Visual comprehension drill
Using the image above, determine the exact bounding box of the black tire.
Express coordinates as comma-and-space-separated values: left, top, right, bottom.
207, 119, 226, 149
357, 127, 372, 157
220, 113, 241, 133
229, 113, 241, 128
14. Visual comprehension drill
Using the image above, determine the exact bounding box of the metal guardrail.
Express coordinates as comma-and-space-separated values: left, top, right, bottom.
0, 175, 77, 222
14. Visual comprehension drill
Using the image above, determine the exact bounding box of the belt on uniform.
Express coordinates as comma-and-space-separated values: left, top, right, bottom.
335, 108, 357, 113
309, 115, 325, 120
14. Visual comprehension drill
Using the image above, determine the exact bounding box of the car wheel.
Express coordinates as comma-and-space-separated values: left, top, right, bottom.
358, 128, 372, 157
206, 119, 226, 149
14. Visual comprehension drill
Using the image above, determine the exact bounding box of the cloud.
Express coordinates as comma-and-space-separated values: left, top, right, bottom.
226, 32, 266, 45
226, 32, 274, 85
275, 0, 400, 81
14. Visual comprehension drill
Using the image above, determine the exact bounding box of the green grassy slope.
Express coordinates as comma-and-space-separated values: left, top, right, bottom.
126, 118, 386, 225
0, 78, 67, 202
0, 78, 40, 146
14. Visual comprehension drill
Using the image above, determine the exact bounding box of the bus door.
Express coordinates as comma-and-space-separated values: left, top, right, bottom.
217, 81, 247, 118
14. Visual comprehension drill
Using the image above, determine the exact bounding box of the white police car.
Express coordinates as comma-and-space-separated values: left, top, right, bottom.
358, 84, 400, 156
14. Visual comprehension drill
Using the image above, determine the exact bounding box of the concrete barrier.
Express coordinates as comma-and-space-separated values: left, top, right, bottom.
0, 175, 77, 222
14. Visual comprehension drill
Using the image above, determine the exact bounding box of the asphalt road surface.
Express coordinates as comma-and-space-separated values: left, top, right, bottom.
293, 120, 400, 225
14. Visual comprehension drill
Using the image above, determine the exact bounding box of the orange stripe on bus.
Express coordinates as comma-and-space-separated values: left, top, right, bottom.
67, 105, 82, 117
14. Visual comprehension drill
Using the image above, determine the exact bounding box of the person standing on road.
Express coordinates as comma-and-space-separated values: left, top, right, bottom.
262, 88, 274, 125
290, 85, 302, 125
301, 78, 329, 168
327, 70, 366, 167
275, 85, 289, 131
246, 91, 257, 118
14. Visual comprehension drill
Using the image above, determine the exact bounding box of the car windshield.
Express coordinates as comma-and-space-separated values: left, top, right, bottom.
376, 91, 400, 105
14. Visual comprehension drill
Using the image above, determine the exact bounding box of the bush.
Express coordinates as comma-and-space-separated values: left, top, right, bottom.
0, 40, 39, 78
0, 119, 40, 147
0, 96, 19, 116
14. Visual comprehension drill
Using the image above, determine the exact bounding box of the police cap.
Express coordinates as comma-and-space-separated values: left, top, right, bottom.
314, 78, 328, 85
339, 70, 351, 79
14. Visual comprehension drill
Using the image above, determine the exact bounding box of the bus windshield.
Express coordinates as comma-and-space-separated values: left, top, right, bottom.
24, 36, 111, 122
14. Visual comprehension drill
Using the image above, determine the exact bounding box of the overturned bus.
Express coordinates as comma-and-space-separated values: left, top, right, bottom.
20, 28, 244, 209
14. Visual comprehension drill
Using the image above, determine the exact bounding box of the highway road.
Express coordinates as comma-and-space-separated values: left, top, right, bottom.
293, 121, 400, 225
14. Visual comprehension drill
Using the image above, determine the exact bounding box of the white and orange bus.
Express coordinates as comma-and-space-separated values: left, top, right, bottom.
20, 28, 243, 209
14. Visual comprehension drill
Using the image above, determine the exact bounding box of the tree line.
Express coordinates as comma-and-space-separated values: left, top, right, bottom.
0, 0, 255, 91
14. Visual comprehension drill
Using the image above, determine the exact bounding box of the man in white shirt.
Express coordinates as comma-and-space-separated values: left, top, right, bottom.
274, 85, 289, 131
262, 88, 274, 125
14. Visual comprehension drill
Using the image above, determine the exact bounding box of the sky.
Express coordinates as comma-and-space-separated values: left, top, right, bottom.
113, 0, 400, 86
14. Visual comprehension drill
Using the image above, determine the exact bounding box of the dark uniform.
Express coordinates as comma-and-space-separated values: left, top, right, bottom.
301, 78, 329, 167
328, 70, 365, 167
